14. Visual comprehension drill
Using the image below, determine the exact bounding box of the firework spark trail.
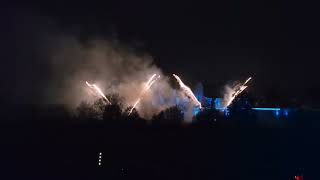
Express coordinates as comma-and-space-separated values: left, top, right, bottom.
85, 81, 111, 105
224, 77, 252, 108
172, 74, 202, 109
145, 74, 157, 87
128, 74, 160, 115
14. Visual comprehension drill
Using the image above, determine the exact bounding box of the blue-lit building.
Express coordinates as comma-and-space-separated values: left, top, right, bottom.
196, 94, 291, 126
152, 87, 292, 125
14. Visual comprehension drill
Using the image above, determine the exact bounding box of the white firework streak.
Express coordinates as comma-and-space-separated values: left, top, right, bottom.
128, 74, 160, 115
224, 77, 252, 108
86, 81, 111, 105
172, 74, 202, 109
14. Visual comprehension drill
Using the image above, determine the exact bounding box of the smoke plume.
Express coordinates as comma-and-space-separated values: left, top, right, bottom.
5, 13, 200, 121
43, 36, 180, 119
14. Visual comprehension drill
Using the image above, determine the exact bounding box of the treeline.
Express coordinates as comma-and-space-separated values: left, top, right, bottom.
1, 96, 239, 127
3, 93, 320, 128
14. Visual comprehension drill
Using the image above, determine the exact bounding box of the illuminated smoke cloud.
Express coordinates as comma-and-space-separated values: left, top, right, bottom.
43, 35, 189, 120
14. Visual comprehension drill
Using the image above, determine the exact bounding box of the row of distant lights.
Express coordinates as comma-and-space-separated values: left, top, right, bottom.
98, 152, 102, 166
97, 150, 300, 178
215, 107, 289, 117
98, 152, 128, 175
251, 108, 289, 117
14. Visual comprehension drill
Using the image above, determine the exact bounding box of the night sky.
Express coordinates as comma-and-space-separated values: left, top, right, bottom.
1, 2, 320, 179
1, 0, 320, 106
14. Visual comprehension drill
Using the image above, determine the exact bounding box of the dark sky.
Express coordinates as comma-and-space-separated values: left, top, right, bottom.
1, 0, 320, 106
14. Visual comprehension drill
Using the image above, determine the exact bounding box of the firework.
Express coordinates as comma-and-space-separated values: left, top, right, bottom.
85, 81, 111, 105
128, 74, 160, 115
172, 74, 202, 108
223, 77, 252, 108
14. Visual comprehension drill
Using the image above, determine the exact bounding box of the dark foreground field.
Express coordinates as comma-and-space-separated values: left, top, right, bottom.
0, 123, 318, 180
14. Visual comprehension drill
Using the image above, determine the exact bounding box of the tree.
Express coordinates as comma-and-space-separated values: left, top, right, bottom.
194, 108, 217, 125
106, 93, 124, 109
123, 106, 140, 120
122, 106, 147, 126
152, 106, 184, 126
76, 98, 106, 121
103, 104, 122, 122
